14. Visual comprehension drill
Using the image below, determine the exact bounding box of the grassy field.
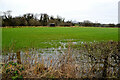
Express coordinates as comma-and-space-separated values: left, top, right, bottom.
2, 27, 118, 51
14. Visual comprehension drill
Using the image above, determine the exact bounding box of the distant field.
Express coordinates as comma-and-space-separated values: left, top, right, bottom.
2, 27, 118, 51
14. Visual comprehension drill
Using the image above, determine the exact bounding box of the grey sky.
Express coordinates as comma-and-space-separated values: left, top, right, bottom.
0, 0, 119, 24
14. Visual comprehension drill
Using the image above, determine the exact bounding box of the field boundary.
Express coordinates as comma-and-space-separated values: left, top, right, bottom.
1, 26, 120, 28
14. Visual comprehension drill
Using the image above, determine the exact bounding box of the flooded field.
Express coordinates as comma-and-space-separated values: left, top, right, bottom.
1, 41, 120, 78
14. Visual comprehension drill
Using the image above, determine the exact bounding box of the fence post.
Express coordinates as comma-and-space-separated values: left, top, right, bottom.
16, 51, 21, 64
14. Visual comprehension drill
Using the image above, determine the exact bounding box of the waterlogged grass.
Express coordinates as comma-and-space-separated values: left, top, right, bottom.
2, 41, 119, 79
2, 27, 118, 51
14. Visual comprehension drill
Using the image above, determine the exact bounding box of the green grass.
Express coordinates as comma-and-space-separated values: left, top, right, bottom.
2, 27, 118, 51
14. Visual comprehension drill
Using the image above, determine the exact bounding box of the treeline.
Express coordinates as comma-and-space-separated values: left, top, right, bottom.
78, 20, 120, 27
1, 11, 74, 27
1, 11, 120, 27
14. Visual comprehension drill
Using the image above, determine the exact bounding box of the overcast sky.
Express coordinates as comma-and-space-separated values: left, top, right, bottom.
0, 0, 119, 24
